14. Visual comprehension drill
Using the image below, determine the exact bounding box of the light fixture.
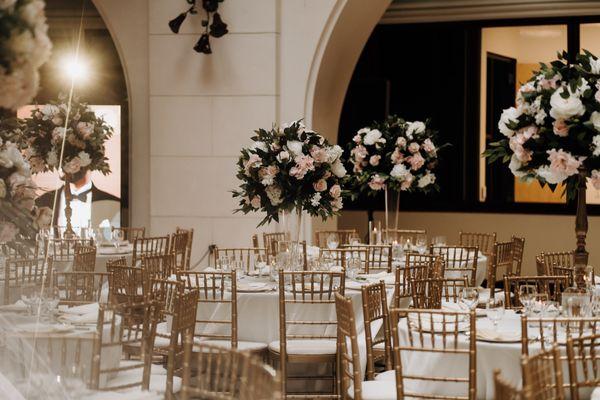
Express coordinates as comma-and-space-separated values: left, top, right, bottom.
61, 54, 89, 84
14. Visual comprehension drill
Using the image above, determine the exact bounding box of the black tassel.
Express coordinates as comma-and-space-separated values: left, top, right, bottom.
202, 0, 219, 12
168, 12, 187, 34
209, 12, 228, 38
193, 34, 212, 54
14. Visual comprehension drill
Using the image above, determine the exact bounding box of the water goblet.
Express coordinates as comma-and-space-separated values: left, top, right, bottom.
111, 229, 124, 252
519, 284, 537, 314
415, 234, 427, 254
460, 287, 479, 310
349, 232, 361, 246
326, 233, 340, 250
346, 256, 361, 280
486, 297, 505, 332
432, 235, 447, 247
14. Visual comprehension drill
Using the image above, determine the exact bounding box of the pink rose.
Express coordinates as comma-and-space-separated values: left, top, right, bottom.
329, 184, 341, 198
369, 155, 381, 166
422, 139, 436, 154
518, 125, 539, 140
408, 142, 420, 153
351, 145, 368, 163
553, 119, 569, 137
290, 155, 315, 180
243, 153, 262, 175
331, 197, 343, 212
400, 174, 414, 191
368, 174, 386, 191
313, 179, 327, 192
407, 153, 425, 171
592, 170, 600, 190
353, 134, 362, 144
250, 196, 261, 209
310, 146, 328, 163
548, 149, 581, 176
396, 137, 407, 148
391, 148, 404, 164
353, 163, 363, 173
539, 75, 560, 90
63, 157, 82, 174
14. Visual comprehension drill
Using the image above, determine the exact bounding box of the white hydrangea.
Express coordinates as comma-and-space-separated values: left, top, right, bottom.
363, 129, 382, 146
390, 163, 410, 179
498, 107, 522, 137
331, 159, 347, 178
417, 172, 436, 188
406, 121, 426, 138
326, 145, 343, 163
310, 193, 321, 207
265, 185, 283, 206
286, 141, 304, 157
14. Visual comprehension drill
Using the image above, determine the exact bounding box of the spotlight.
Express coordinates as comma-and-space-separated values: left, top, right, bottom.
62, 55, 89, 84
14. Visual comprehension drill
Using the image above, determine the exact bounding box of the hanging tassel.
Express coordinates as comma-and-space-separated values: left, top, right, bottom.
209, 12, 228, 38
193, 33, 212, 54
168, 12, 188, 34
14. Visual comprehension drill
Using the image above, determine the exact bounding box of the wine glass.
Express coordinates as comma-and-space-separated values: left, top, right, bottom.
349, 232, 361, 246
111, 229, 124, 251
346, 256, 361, 280
432, 235, 447, 246
326, 233, 340, 250
519, 284, 537, 314
460, 287, 479, 310
486, 297, 505, 332
218, 255, 231, 272
415, 234, 427, 254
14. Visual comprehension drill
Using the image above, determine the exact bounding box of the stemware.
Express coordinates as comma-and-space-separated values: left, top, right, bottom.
348, 232, 361, 246
326, 233, 340, 250
432, 235, 447, 246
415, 234, 427, 254
346, 256, 361, 280
460, 287, 479, 310
111, 229, 124, 251
518, 284, 537, 314
486, 297, 505, 331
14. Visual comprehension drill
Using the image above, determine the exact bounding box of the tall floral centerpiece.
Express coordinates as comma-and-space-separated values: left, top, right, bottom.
233, 120, 347, 244
484, 50, 600, 286
17, 97, 113, 234
347, 115, 443, 238
0, 0, 51, 112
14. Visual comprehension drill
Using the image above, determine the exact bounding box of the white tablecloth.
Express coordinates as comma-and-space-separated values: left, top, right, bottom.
52, 245, 133, 273
396, 309, 593, 399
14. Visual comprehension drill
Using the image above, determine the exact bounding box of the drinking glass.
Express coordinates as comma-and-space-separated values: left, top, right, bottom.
519, 284, 537, 313
432, 235, 447, 246
415, 234, 427, 253
346, 256, 361, 279
460, 287, 479, 310
254, 254, 267, 277
349, 232, 361, 246
486, 297, 505, 331
111, 229, 124, 251
326, 233, 340, 250
218, 255, 231, 272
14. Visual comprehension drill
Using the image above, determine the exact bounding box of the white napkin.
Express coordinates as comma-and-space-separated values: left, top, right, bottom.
61, 303, 99, 316
476, 328, 520, 342
0, 300, 28, 312
16, 323, 74, 333
238, 282, 271, 292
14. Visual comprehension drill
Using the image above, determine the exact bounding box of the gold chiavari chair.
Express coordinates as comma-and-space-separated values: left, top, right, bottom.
487, 241, 514, 299
178, 270, 268, 353
141, 254, 176, 292
441, 277, 471, 303
335, 293, 397, 400
106, 256, 128, 268
132, 235, 170, 266
181, 338, 282, 400
107, 264, 144, 304
3, 257, 52, 305
53, 271, 110, 306
536, 255, 547, 276
383, 228, 426, 245
90, 301, 162, 391
176, 227, 194, 270
214, 247, 268, 275
539, 251, 581, 281
320, 247, 368, 273
393, 253, 443, 308
344, 244, 392, 274
314, 229, 357, 248
361, 282, 392, 380
566, 333, 600, 400
430, 245, 479, 286
111, 226, 146, 242
269, 270, 345, 398
263, 232, 290, 259
390, 308, 477, 400
503, 275, 570, 309
493, 369, 522, 400
170, 230, 190, 271
73, 244, 96, 272
511, 236, 525, 276
46, 238, 94, 262
252, 233, 261, 248
409, 277, 444, 309
459, 231, 496, 258
521, 346, 565, 400
0, 241, 38, 259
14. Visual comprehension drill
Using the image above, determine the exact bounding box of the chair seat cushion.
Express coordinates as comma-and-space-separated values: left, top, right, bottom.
348, 380, 396, 399
374, 370, 395, 382
268, 339, 337, 355
194, 339, 267, 352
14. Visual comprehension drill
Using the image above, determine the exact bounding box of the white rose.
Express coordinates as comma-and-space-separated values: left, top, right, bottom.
331, 159, 347, 178
509, 155, 526, 178
390, 163, 410, 179
286, 140, 304, 157
591, 57, 600, 74
357, 127, 370, 135
591, 112, 600, 132
41, 104, 59, 118
406, 121, 426, 138
363, 129, 382, 146
326, 145, 344, 163
417, 173, 436, 188
78, 151, 92, 167
252, 141, 268, 152
537, 165, 568, 184
498, 107, 522, 137
265, 185, 283, 206
276, 150, 290, 163
549, 88, 586, 120
593, 135, 600, 157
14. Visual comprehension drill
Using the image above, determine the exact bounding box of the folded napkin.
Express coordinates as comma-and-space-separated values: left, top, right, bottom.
61, 302, 99, 316
16, 322, 74, 334
59, 310, 100, 324
476, 328, 520, 342
441, 301, 470, 312
0, 300, 28, 312
345, 280, 368, 291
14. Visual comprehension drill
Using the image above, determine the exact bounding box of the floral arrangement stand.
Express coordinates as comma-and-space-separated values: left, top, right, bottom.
484, 50, 600, 287
233, 120, 347, 244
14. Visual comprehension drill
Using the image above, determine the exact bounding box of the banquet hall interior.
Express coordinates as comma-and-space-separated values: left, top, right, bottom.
5, 0, 600, 399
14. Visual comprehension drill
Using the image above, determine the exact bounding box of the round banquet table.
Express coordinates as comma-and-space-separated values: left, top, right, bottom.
395, 309, 594, 399
0, 307, 121, 388
51, 244, 133, 273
